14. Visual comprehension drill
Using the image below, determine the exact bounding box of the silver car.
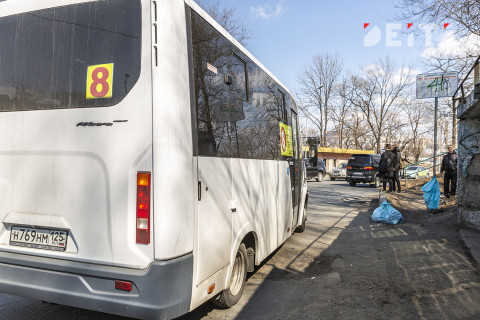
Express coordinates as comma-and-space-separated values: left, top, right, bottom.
329, 163, 347, 180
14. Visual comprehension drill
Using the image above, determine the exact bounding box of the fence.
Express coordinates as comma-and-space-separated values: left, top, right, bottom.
402, 151, 452, 188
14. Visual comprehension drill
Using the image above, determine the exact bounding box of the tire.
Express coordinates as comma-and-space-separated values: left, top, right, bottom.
316, 172, 324, 182
212, 244, 247, 308
349, 181, 356, 187
330, 177, 336, 181
295, 209, 307, 233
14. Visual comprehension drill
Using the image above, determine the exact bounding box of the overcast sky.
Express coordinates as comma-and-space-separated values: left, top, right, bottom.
198, 0, 463, 93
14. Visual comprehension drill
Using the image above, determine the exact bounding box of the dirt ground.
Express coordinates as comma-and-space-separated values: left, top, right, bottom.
388, 176, 461, 241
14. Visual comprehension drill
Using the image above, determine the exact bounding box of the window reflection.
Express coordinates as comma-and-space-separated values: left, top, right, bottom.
190, 9, 292, 160
0, 0, 141, 111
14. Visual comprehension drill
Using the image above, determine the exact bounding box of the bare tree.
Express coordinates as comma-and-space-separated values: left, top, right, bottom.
196, 0, 251, 46
396, 0, 480, 38
421, 49, 479, 147
403, 100, 433, 161
330, 78, 353, 148
348, 57, 414, 153
297, 53, 343, 146
342, 110, 373, 150
397, 0, 480, 147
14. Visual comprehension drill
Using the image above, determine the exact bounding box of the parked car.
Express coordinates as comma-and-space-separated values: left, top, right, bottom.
402, 166, 430, 179
330, 163, 347, 180
346, 154, 381, 187
304, 158, 326, 182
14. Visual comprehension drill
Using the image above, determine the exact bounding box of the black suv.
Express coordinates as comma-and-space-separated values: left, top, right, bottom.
304, 158, 326, 182
346, 154, 381, 187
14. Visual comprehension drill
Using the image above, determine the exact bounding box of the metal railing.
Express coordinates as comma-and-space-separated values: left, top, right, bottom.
452, 56, 480, 104
402, 151, 452, 188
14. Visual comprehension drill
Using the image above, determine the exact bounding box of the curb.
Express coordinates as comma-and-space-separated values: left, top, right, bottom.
379, 190, 387, 204
460, 229, 480, 267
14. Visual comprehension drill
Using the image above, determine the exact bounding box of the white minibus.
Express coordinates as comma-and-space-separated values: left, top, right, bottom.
0, 0, 308, 319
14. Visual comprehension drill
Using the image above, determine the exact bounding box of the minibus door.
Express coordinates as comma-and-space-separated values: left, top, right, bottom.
290, 110, 301, 227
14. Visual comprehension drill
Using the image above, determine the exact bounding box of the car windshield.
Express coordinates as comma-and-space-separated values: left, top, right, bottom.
348, 155, 371, 166
408, 166, 418, 171
338, 163, 347, 169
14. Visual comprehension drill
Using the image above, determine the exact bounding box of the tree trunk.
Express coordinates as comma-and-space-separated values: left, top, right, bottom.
376, 136, 381, 154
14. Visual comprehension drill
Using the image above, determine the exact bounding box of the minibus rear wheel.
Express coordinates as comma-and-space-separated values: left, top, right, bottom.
213, 243, 247, 308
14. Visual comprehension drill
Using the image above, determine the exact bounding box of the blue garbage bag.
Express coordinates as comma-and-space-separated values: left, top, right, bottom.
421, 176, 440, 210
371, 201, 404, 224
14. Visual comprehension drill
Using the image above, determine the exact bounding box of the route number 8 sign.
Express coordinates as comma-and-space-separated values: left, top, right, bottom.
86, 63, 114, 99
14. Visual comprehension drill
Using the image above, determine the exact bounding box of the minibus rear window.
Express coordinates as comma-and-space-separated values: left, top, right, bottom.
0, 0, 141, 111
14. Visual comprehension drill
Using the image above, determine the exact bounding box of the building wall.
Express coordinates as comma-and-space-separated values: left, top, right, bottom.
458, 117, 480, 229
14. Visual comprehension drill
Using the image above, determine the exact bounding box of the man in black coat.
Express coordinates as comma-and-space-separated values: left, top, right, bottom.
380, 144, 396, 192
440, 145, 458, 198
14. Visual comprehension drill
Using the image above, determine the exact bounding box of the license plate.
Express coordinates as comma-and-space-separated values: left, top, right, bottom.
10, 226, 68, 252
353, 172, 363, 176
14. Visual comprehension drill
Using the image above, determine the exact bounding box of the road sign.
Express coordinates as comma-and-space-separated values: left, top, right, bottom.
416, 72, 458, 99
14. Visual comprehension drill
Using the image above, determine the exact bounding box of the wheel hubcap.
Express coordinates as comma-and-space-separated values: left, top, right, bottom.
229, 250, 245, 296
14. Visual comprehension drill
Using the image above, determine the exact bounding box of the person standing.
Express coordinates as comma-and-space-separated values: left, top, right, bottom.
392, 145, 401, 193
379, 144, 396, 192
440, 145, 458, 198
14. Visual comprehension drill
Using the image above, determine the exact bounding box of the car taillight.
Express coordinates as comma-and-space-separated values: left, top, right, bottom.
136, 172, 151, 244
364, 167, 374, 170
346, 166, 352, 169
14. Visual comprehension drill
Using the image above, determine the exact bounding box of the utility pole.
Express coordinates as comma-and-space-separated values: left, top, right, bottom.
433, 97, 438, 177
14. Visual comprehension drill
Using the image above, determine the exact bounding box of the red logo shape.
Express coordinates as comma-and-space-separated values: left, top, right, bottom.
444, 23, 449, 29
364, 23, 370, 29
407, 23, 413, 29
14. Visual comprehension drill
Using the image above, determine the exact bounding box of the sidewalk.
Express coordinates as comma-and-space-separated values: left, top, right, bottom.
379, 176, 480, 268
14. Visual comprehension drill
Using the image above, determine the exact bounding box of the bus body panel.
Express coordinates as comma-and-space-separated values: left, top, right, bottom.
152, 0, 195, 261
0, 0, 154, 269
231, 159, 292, 263
195, 157, 232, 285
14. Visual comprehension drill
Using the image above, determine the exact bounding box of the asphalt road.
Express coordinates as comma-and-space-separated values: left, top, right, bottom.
0, 179, 379, 319
7, 180, 479, 319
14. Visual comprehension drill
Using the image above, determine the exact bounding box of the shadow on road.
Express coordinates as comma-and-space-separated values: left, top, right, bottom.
214, 198, 480, 320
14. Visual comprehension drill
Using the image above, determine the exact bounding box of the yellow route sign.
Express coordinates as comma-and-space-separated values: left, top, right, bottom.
279, 122, 293, 157
86, 63, 114, 99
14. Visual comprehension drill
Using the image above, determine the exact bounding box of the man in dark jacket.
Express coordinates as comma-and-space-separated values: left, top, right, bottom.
380, 144, 396, 192
440, 145, 458, 197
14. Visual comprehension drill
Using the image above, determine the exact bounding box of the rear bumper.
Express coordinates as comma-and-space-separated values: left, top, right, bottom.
0, 251, 193, 320
347, 175, 375, 183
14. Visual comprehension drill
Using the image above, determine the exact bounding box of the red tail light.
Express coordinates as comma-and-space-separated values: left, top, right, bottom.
115, 280, 132, 292
346, 166, 352, 169
136, 172, 151, 244
364, 167, 374, 170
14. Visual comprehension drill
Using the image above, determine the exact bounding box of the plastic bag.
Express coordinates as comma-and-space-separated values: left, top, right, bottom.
421, 176, 440, 210
371, 201, 404, 224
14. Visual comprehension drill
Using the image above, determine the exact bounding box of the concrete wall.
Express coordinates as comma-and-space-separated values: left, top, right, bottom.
458, 117, 480, 229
